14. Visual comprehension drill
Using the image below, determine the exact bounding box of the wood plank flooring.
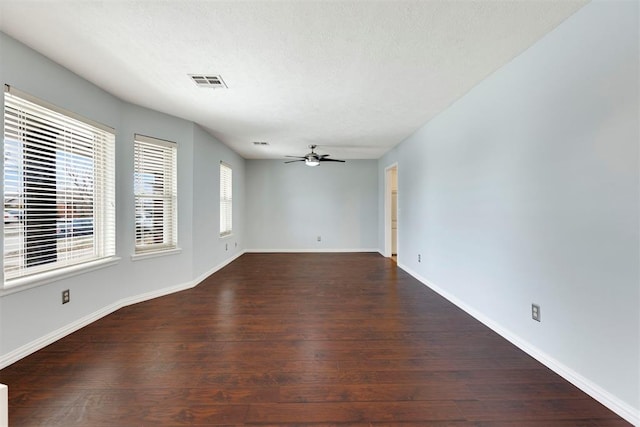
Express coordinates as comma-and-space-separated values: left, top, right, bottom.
0, 253, 630, 426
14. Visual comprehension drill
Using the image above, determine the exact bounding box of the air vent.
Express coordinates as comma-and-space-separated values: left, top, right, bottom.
189, 74, 227, 89
253, 141, 269, 146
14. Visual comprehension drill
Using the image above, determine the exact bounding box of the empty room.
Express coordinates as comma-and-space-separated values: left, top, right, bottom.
0, 0, 638, 425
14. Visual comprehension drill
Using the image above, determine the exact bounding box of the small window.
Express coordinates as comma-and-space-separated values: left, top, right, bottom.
134, 134, 177, 254
3, 85, 116, 285
220, 162, 232, 237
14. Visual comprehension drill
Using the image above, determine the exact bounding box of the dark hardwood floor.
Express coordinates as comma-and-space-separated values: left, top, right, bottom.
0, 253, 630, 426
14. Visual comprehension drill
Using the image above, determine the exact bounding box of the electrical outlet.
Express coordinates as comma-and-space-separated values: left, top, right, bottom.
532, 303, 541, 322
62, 289, 70, 304
418, 254, 421, 263
317, 236, 321, 242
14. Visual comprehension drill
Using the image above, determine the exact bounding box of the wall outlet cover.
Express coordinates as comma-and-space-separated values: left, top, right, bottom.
532, 303, 541, 322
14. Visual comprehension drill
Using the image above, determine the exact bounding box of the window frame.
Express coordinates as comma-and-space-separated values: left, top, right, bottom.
219, 161, 232, 237
2, 85, 116, 289
133, 134, 178, 256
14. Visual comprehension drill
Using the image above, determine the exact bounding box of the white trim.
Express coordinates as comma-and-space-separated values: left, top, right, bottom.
245, 248, 379, 253
398, 262, 640, 426
192, 250, 244, 285
3, 89, 117, 284
0, 251, 245, 370
134, 135, 178, 253
4, 84, 114, 133
131, 247, 182, 261
219, 162, 233, 237
383, 162, 398, 258
0, 299, 124, 369
134, 133, 176, 148
0, 257, 120, 297
0, 384, 6, 427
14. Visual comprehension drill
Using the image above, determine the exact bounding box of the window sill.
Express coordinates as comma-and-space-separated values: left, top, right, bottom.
131, 247, 182, 261
220, 233, 233, 239
1, 256, 121, 296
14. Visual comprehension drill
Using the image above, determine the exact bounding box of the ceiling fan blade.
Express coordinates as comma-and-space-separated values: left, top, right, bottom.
319, 158, 345, 163
285, 155, 307, 159
284, 159, 305, 163
318, 154, 330, 158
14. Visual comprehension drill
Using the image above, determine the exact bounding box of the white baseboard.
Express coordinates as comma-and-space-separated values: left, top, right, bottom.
398, 262, 639, 426
245, 248, 379, 253
0, 301, 124, 370
0, 251, 245, 370
192, 250, 245, 286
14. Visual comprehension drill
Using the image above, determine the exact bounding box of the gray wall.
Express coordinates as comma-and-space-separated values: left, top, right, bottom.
1, 0, 638, 420
0, 33, 246, 360
192, 124, 245, 279
379, 1, 638, 415
246, 159, 378, 251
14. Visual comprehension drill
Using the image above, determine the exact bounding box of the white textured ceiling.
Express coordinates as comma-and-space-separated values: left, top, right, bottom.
0, 1, 586, 160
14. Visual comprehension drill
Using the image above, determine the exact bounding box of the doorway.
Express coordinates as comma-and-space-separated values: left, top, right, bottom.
384, 164, 398, 260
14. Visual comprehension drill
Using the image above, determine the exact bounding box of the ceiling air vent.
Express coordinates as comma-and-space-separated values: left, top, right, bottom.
189, 74, 227, 89
253, 141, 269, 146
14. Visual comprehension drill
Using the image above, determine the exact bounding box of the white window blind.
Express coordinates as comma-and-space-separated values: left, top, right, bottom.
3, 86, 115, 285
134, 134, 177, 254
220, 162, 232, 237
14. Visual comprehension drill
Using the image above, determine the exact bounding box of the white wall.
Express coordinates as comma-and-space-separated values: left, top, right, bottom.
0, 32, 245, 364
116, 104, 196, 300
2, 1, 637, 422
0, 32, 123, 359
379, 1, 639, 421
192, 124, 245, 279
246, 159, 378, 251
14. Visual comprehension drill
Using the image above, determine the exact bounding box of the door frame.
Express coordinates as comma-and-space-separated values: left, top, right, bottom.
384, 163, 398, 258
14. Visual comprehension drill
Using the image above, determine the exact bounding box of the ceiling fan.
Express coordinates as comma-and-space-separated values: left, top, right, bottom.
284, 145, 346, 167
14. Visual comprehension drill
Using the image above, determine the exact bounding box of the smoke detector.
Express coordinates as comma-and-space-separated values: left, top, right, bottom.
189, 74, 227, 89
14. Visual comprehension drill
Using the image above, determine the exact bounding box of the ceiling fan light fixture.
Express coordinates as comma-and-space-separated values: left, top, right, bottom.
305, 157, 320, 167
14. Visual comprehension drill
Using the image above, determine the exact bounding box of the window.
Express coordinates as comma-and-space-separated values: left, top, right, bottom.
3, 85, 115, 285
220, 162, 232, 237
134, 134, 177, 254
